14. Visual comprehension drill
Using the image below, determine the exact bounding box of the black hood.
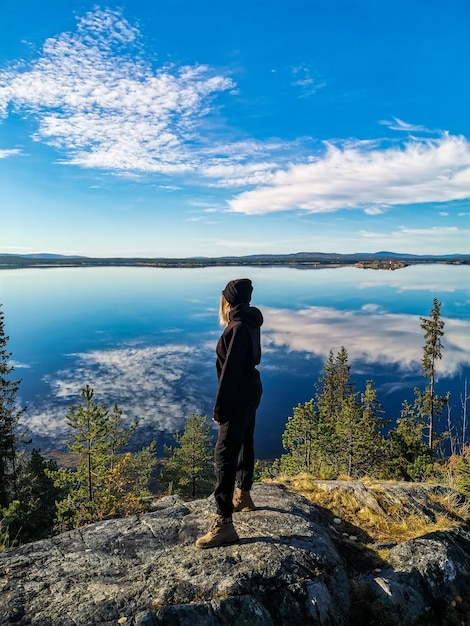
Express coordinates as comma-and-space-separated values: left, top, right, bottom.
229, 303, 263, 328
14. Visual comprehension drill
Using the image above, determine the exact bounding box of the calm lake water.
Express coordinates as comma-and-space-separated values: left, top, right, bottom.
1, 264, 470, 458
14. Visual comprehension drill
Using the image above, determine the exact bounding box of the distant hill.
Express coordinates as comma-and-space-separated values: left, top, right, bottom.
0, 253, 85, 259
0, 251, 468, 269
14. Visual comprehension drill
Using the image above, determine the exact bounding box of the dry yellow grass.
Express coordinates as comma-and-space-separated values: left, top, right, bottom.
268, 474, 470, 547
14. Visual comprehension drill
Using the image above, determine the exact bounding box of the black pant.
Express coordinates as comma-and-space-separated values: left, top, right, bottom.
214, 376, 262, 518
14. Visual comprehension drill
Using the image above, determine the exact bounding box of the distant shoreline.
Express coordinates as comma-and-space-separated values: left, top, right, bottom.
0, 252, 469, 271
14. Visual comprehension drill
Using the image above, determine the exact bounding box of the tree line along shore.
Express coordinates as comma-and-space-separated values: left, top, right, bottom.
0, 252, 469, 270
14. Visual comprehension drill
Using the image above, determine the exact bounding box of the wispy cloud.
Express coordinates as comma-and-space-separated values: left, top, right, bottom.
10, 360, 31, 369
228, 134, 470, 214
359, 225, 469, 252
0, 148, 20, 158
380, 117, 433, 133
364, 207, 386, 215
291, 64, 326, 97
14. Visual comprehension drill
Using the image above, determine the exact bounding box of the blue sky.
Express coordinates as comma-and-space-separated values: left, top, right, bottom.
1, 0, 470, 257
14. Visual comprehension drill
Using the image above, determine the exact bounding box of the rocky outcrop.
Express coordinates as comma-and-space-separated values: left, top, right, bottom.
1, 482, 469, 625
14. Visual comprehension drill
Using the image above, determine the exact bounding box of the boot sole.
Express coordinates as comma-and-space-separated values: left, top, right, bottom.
195, 535, 240, 549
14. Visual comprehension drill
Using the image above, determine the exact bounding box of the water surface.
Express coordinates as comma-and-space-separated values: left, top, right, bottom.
1, 264, 469, 458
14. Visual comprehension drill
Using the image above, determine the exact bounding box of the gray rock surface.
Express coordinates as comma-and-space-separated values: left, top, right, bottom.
0, 482, 469, 625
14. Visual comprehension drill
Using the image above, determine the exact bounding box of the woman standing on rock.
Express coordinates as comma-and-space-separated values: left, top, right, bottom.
196, 278, 263, 549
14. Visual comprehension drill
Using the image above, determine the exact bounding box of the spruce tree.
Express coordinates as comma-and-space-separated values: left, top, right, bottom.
335, 346, 355, 405
276, 348, 357, 479
416, 298, 447, 450
356, 380, 387, 476
13, 450, 61, 543
0, 304, 26, 508
315, 346, 355, 423
335, 393, 361, 477
315, 350, 337, 421
161, 414, 215, 499
277, 400, 318, 475
387, 400, 432, 480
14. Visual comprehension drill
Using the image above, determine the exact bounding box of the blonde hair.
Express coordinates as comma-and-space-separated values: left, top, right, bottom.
219, 294, 231, 327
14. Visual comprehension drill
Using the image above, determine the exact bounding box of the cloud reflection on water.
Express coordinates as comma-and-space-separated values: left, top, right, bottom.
263, 305, 470, 377
20, 302, 470, 448
25, 343, 215, 441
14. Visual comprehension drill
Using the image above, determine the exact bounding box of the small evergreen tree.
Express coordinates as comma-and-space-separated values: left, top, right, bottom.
65, 385, 110, 504
0, 305, 26, 507
315, 347, 355, 422
334, 390, 385, 478
275, 348, 361, 479
51, 385, 156, 530
280, 400, 317, 474
13, 449, 62, 543
273, 398, 339, 479
0, 500, 20, 550
334, 393, 363, 477
355, 380, 387, 477
160, 414, 215, 499
315, 350, 337, 421
387, 400, 433, 480
454, 446, 470, 497
416, 298, 447, 450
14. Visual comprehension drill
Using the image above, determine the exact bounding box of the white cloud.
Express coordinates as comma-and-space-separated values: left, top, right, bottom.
0, 9, 235, 175
358, 225, 469, 253
2, 7, 470, 220
263, 306, 470, 377
364, 207, 386, 215
399, 226, 459, 236
380, 117, 433, 133
291, 64, 326, 97
228, 134, 470, 214
10, 360, 31, 369
0, 148, 20, 158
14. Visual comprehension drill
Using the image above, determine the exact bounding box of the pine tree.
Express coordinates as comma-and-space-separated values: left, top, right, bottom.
0, 304, 26, 508
52, 385, 156, 529
334, 391, 384, 478
65, 384, 110, 504
13, 450, 61, 543
416, 298, 447, 450
161, 414, 215, 499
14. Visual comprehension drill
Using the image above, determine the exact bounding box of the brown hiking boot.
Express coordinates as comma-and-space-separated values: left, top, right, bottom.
195, 516, 239, 549
233, 488, 256, 512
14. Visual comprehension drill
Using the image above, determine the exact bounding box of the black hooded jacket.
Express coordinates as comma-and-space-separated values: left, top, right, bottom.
212, 303, 263, 423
